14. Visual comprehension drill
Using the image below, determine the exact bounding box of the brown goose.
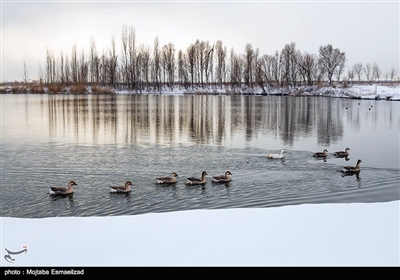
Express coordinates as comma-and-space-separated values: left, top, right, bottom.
334, 147, 350, 157
313, 149, 328, 157
49, 181, 77, 196
156, 172, 179, 184
185, 171, 208, 185
342, 159, 362, 173
109, 181, 133, 193
212, 171, 232, 183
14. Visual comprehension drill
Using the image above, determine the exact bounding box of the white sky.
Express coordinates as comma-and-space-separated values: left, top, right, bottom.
1, 0, 399, 82
1, 201, 398, 266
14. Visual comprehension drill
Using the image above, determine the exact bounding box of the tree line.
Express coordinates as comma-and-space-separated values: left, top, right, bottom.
25, 25, 398, 92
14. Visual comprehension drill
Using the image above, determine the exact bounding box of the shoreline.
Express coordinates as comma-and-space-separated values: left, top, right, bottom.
1, 83, 399, 101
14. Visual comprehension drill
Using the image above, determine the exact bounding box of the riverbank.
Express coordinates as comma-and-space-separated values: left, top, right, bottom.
1, 83, 399, 100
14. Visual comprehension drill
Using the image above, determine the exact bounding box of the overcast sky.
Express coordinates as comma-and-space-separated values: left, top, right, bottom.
1, 0, 399, 82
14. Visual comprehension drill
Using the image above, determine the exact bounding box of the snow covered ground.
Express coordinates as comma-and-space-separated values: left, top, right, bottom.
313, 84, 400, 100
2, 83, 399, 100
114, 84, 400, 101
1, 200, 398, 267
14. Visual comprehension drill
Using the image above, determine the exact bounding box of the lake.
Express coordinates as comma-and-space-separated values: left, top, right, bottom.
1, 93, 399, 218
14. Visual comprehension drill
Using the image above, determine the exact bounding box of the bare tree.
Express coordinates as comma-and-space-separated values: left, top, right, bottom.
38, 63, 44, 84
71, 43, 78, 84
177, 49, 188, 88
153, 36, 161, 91
108, 36, 118, 87
22, 61, 28, 83
128, 26, 137, 89
389, 66, 398, 82
121, 25, 130, 88
64, 55, 70, 85
230, 48, 243, 88
186, 43, 196, 90
259, 54, 273, 87
297, 52, 318, 86
204, 42, 214, 87
139, 44, 151, 90
372, 62, 381, 81
353, 62, 363, 82
79, 47, 89, 84
364, 63, 371, 82
59, 51, 65, 84
89, 37, 100, 84
347, 67, 354, 84
162, 42, 175, 88
215, 40, 227, 89
271, 51, 280, 87
318, 44, 346, 85
280, 42, 299, 87
334, 59, 346, 82
244, 43, 255, 88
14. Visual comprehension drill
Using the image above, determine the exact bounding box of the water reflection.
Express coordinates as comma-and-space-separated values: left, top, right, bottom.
34, 94, 348, 147
2, 94, 399, 218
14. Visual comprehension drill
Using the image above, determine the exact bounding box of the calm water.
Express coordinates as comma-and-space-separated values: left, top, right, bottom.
1, 94, 399, 218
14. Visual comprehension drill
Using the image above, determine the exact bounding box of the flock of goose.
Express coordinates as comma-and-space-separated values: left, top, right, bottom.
48, 147, 362, 196
311, 147, 362, 174
48, 170, 233, 196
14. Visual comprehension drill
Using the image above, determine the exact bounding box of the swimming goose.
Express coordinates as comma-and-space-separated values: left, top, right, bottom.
342, 159, 362, 173
334, 147, 350, 157
49, 181, 77, 196
109, 181, 132, 193
212, 171, 232, 183
267, 150, 286, 159
313, 149, 328, 157
185, 171, 208, 185
156, 172, 179, 184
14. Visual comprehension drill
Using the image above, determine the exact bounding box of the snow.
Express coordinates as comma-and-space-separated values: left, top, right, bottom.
112, 84, 400, 101
1, 200, 399, 267
2, 83, 399, 100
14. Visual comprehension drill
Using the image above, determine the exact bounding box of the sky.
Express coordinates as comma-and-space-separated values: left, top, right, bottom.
1, 200, 398, 267
1, 0, 399, 82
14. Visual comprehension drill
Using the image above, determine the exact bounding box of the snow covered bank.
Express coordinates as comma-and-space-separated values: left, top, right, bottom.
2, 83, 399, 100
114, 84, 400, 100
1, 201, 398, 267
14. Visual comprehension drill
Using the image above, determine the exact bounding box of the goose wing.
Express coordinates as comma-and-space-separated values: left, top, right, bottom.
213, 174, 226, 180
109, 186, 130, 192
156, 176, 171, 181
50, 186, 67, 192
187, 177, 201, 182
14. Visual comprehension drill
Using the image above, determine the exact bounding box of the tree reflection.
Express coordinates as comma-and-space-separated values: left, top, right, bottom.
45, 95, 345, 147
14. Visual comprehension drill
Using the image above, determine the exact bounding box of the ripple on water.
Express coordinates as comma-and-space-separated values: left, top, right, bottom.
1, 143, 399, 218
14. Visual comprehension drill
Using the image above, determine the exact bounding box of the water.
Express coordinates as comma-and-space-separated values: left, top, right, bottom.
1, 94, 399, 218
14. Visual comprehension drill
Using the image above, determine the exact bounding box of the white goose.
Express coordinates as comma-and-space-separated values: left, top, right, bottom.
267, 150, 286, 159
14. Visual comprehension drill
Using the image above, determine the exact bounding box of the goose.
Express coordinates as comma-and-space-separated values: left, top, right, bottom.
334, 147, 350, 157
267, 150, 286, 159
156, 172, 179, 184
49, 181, 77, 196
185, 171, 208, 185
313, 149, 328, 157
212, 171, 232, 183
109, 181, 133, 193
342, 159, 362, 173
